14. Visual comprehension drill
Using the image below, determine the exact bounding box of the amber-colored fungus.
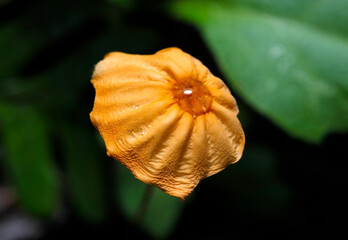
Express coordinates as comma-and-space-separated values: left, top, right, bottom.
172, 78, 212, 118
90, 47, 245, 200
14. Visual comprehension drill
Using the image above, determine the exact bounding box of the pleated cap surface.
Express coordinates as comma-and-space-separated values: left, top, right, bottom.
90, 47, 245, 199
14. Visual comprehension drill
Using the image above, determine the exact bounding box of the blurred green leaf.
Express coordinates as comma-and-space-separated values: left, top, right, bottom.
233, 0, 348, 38
115, 163, 183, 239
0, 102, 59, 216
61, 124, 107, 223
143, 187, 182, 239
171, 0, 348, 142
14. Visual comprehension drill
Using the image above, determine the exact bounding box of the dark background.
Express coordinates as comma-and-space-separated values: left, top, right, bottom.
0, 0, 347, 239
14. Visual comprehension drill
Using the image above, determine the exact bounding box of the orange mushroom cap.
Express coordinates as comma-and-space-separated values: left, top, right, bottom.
90, 47, 245, 200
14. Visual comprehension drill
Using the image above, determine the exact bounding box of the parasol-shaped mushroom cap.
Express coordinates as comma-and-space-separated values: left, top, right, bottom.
90, 47, 245, 200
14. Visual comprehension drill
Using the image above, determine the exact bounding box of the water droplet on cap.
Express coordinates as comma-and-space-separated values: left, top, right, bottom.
183, 89, 193, 95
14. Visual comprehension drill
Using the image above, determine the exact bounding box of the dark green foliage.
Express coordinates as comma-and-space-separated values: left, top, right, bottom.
115, 163, 184, 239
0, 0, 347, 239
61, 124, 107, 223
210, 145, 292, 218
0, 103, 59, 216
